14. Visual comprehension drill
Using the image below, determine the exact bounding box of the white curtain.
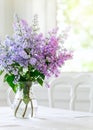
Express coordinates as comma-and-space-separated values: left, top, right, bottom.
26, 0, 56, 33
0, 0, 56, 36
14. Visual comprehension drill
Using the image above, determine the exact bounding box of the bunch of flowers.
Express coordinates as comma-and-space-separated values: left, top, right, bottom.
0, 15, 72, 92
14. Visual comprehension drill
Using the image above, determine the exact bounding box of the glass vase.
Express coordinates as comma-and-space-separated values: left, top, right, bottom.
12, 81, 38, 118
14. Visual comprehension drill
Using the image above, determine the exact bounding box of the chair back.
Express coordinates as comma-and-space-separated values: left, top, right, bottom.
48, 73, 93, 112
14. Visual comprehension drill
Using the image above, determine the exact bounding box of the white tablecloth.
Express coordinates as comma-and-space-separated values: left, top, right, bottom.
1, 106, 93, 130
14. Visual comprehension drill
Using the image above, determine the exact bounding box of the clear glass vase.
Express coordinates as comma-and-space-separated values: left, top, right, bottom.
12, 81, 38, 118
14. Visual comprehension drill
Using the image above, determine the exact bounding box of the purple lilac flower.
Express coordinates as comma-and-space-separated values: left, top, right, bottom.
29, 58, 37, 65
0, 15, 73, 86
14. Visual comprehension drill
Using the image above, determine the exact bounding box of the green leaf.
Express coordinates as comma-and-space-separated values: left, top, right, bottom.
19, 75, 27, 82
37, 77, 44, 86
4, 74, 17, 93
30, 70, 39, 77
39, 73, 45, 80
0, 70, 4, 75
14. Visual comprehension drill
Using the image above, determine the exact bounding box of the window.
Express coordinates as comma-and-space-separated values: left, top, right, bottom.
57, 0, 93, 72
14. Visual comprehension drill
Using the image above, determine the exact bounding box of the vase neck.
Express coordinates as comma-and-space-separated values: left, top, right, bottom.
17, 81, 32, 97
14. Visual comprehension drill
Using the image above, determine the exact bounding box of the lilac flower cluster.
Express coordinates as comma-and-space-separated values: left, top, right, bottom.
0, 15, 72, 88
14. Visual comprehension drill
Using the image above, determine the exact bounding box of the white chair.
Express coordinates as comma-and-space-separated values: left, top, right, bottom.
48, 75, 76, 108
71, 74, 93, 112
48, 73, 93, 112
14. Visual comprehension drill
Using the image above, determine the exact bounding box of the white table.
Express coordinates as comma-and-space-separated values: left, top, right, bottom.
1, 106, 93, 130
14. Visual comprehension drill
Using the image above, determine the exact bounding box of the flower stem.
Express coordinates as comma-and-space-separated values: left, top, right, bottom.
14, 99, 22, 117
31, 99, 33, 117
22, 103, 28, 118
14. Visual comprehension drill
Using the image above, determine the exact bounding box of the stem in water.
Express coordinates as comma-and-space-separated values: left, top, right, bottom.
22, 103, 28, 118
14, 99, 22, 117
31, 99, 33, 117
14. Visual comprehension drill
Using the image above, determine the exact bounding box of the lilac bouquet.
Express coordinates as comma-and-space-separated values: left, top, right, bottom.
0, 15, 72, 93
